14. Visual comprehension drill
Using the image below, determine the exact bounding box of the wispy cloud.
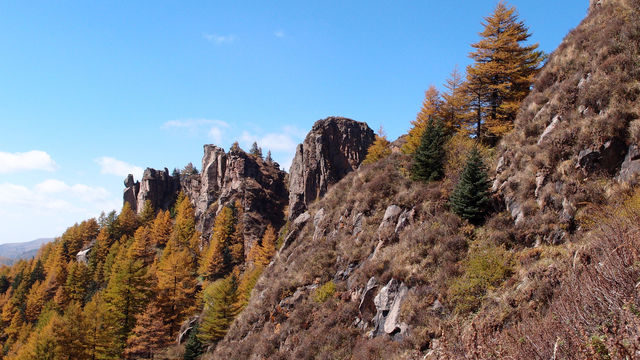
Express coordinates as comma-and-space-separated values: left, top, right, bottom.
203, 33, 236, 44
274, 30, 285, 38
94, 157, 143, 180
163, 118, 230, 145
0, 150, 57, 174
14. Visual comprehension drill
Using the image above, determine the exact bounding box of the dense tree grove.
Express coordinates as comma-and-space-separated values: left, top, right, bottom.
0, 192, 277, 359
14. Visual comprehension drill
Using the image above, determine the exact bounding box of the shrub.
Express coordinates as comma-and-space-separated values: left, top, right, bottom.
449, 242, 512, 314
313, 281, 336, 303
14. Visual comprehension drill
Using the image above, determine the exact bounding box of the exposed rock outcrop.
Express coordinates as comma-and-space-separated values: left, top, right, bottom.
288, 117, 375, 220
617, 145, 640, 183
357, 278, 409, 339
493, 0, 638, 239
123, 174, 139, 212
123, 145, 287, 251
139, 168, 181, 214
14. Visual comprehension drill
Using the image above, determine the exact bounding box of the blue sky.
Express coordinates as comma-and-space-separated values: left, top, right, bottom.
0, 1, 587, 244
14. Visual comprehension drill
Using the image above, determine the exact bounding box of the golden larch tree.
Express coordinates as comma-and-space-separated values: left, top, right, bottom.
403, 86, 442, 154
440, 66, 471, 133
124, 302, 170, 359
466, 1, 543, 143
362, 127, 392, 165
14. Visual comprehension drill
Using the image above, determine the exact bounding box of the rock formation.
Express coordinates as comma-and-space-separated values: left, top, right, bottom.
123, 144, 287, 251
288, 117, 375, 220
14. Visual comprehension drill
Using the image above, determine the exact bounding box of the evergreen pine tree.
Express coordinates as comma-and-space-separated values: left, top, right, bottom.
183, 323, 204, 360
450, 147, 492, 224
411, 117, 447, 182
249, 142, 262, 158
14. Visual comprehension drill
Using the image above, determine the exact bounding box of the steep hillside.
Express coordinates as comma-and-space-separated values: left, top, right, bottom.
212, 1, 640, 359
495, 0, 640, 244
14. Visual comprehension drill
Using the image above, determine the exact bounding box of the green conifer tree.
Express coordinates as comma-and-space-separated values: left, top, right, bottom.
197, 274, 240, 346
183, 323, 204, 360
411, 117, 447, 182
449, 147, 492, 224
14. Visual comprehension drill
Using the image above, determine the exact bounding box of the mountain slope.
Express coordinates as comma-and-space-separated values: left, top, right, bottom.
494, 0, 640, 244
212, 1, 640, 358
0, 238, 53, 265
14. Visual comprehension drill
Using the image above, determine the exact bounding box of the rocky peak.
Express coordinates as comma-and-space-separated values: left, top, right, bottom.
288, 116, 375, 220
190, 144, 287, 245
123, 168, 180, 213
123, 145, 287, 250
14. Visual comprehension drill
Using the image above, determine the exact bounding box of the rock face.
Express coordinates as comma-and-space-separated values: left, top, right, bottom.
617, 145, 640, 183
140, 168, 181, 213
123, 168, 180, 213
358, 277, 409, 339
288, 117, 375, 220
123, 145, 287, 250
123, 174, 139, 212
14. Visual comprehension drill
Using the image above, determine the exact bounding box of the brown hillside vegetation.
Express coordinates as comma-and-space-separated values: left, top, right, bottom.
214, 1, 640, 359
495, 0, 640, 244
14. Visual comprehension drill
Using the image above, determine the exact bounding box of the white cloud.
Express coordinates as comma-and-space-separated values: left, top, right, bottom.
0, 180, 111, 213
203, 33, 236, 44
163, 118, 230, 145
209, 127, 224, 144
0, 180, 121, 243
274, 30, 285, 38
35, 179, 68, 193
0, 150, 57, 174
95, 157, 143, 180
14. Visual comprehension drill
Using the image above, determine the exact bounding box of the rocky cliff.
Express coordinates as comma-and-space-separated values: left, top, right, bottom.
124, 145, 288, 249
288, 117, 375, 220
124, 168, 180, 214
123, 117, 374, 248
